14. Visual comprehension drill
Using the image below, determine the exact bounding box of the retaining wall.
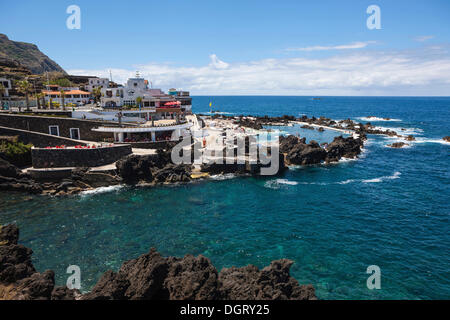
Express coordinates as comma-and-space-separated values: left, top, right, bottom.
31, 144, 132, 168
0, 113, 114, 141
0, 126, 89, 147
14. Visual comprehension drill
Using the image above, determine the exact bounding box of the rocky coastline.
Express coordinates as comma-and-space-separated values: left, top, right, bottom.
0, 224, 316, 300
0, 113, 410, 196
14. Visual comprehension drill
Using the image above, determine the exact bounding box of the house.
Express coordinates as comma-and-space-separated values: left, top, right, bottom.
99, 75, 192, 112
85, 77, 109, 92
42, 85, 91, 106
0, 78, 12, 97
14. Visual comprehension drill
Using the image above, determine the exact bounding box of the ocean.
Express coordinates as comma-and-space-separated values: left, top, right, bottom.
0, 96, 449, 299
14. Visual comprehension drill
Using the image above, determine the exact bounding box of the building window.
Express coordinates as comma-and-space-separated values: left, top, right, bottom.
49, 125, 59, 136
70, 128, 80, 140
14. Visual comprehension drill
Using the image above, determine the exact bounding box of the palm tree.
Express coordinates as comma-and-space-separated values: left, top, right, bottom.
92, 87, 101, 104
40, 93, 46, 109
136, 96, 143, 111
36, 93, 44, 109
16, 80, 32, 112
60, 89, 66, 110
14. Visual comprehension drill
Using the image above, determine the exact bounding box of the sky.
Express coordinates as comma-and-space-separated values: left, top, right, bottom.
1, 0, 450, 95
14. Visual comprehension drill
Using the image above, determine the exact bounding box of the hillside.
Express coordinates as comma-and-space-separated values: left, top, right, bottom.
0, 33, 66, 75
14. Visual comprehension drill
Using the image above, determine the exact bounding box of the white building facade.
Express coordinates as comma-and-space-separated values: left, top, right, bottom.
100, 76, 192, 112
85, 77, 109, 92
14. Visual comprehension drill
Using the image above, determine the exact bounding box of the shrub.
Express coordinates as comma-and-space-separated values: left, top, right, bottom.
0, 137, 32, 167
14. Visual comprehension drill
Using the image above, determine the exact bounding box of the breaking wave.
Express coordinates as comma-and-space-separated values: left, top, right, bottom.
210, 173, 237, 181
264, 179, 299, 189
362, 172, 401, 183
81, 185, 124, 195
265, 172, 401, 188
357, 117, 402, 122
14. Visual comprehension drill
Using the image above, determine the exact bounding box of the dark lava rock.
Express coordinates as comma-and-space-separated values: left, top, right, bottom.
1, 225, 317, 300
164, 254, 220, 300
325, 136, 363, 162
14, 270, 55, 300
116, 150, 191, 184
443, 136, 450, 142
51, 286, 81, 300
0, 158, 22, 178
219, 259, 316, 300
0, 224, 36, 283
0, 159, 43, 194
286, 140, 327, 165
0, 223, 19, 245
82, 270, 130, 300
120, 248, 169, 299
405, 135, 415, 141
387, 142, 409, 148
82, 250, 314, 300
279, 135, 305, 154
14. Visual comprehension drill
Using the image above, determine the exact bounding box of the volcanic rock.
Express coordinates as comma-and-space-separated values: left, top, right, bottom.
387, 142, 409, 148
219, 259, 316, 300
325, 136, 363, 162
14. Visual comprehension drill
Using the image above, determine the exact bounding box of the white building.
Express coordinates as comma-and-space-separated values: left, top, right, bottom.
43, 85, 91, 106
100, 75, 192, 112
85, 77, 109, 92
0, 78, 12, 97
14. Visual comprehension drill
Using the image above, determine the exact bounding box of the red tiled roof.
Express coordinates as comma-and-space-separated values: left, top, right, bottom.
43, 90, 91, 95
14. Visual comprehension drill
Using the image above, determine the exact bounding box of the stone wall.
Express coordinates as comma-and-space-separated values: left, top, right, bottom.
0, 126, 88, 147
0, 114, 114, 142
121, 140, 174, 149
31, 144, 132, 168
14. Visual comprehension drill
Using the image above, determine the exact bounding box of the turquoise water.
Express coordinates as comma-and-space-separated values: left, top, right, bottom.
0, 97, 449, 299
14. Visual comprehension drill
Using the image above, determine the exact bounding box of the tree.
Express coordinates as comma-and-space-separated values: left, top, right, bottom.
92, 87, 102, 104
36, 93, 44, 110
136, 96, 143, 111
60, 89, 66, 111
16, 80, 32, 112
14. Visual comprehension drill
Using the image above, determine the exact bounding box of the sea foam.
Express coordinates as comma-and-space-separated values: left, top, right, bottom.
264, 179, 299, 189
357, 117, 402, 122
81, 185, 124, 195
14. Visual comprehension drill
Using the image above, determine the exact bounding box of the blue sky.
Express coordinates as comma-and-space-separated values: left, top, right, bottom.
1, 0, 450, 95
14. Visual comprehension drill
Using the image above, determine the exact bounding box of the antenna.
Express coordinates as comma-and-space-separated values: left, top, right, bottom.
109, 70, 113, 82
136, 71, 140, 78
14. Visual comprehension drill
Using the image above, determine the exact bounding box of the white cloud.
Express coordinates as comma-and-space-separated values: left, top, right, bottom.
414, 35, 435, 42
209, 54, 229, 69
286, 41, 376, 52
67, 46, 450, 96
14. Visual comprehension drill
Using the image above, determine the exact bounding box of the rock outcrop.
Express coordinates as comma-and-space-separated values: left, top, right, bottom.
83, 248, 315, 300
279, 135, 363, 165
0, 158, 123, 196
387, 142, 409, 148
443, 136, 450, 142
116, 149, 192, 185
286, 140, 327, 165
325, 136, 364, 162
0, 224, 79, 300
0, 224, 316, 300
219, 260, 316, 300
